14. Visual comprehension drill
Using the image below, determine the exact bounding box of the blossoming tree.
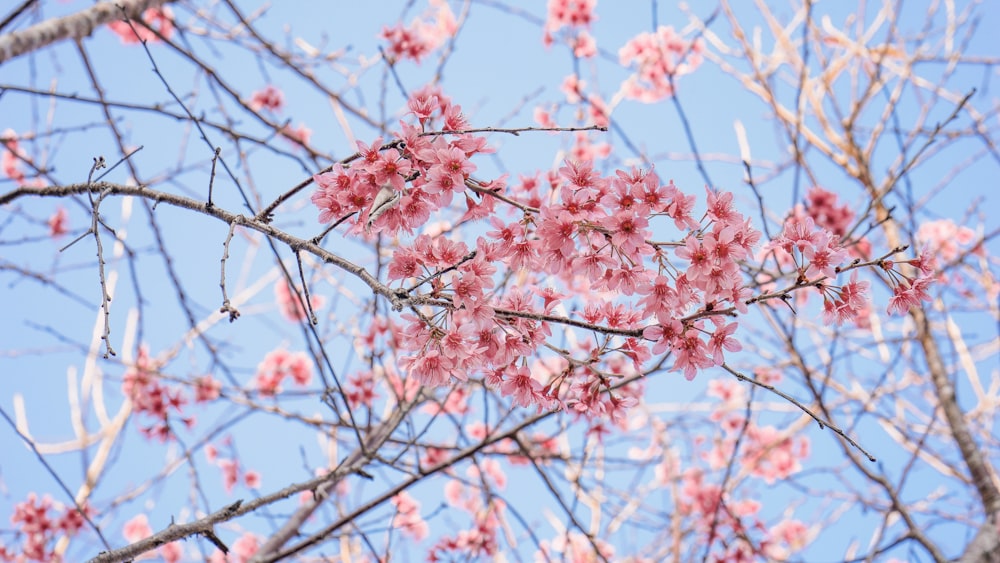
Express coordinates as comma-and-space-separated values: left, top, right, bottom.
0, 1, 997, 562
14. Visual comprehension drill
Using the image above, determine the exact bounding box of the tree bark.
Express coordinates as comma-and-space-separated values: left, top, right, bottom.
0, 0, 173, 64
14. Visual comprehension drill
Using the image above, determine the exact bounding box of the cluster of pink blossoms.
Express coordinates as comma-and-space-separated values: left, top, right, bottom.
121, 346, 220, 441
706, 380, 810, 484
107, 7, 174, 44
122, 346, 191, 441
208, 533, 260, 563
311, 83, 935, 422
122, 514, 182, 562
380, 0, 457, 64
918, 218, 979, 265
542, 0, 598, 57
1, 494, 88, 562
244, 85, 311, 147
3, 130, 65, 236
428, 463, 506, 560
252, 348, 312, 397
248, 85, 284, 113
274, 279, 325, 323
46, 207, 69, 237
206, 440, 261, 494
391, 491, 430, 542
804, 185, 855, 238
311, 86, 490, 236
2, 129, 27, 186
618, 25, 705, 101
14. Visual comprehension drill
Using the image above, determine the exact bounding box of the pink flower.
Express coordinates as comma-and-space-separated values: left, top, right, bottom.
401, 348, 454, 387
742, 425, 810, 484
672, 329, 712, 380
643, 319, 684, 355
380, 3, 456, 65
768, 214, 821, 256
408, 88, 440, 123
706, 188, 739, 226
571, 30, 598, 58
281, 123, 312, 146
47, 207, 69, 237
218, 458, 240, 494
254, 349, 313, 396
2, 129, 26, 184
194, 375, 221, 402
544, 0, 597, 37
664, 185, 699, 230
534, 105, 557, 129
391, 492, 429, 541
803, 231, 847, 279
347, 371, 380, 408
500, 365, 546, 408
160, 541, 183, 563
602, 212, 649, 257
675, 235, 713, 281
707, 319, 741, 366
372, 148, 413, 191
275, 280, 325, 323
244, 470, 261, 489
918, 218, 976, 263
805, 186, 854, 237
704, 224, 744, 264
122, 345, 189, 441
107, 7, 174, 44
820, 272, 870, 325
558, 159, 605, 192
434, 146, 476, 185
618, 26, 704, 102
122, 514, 152, 543
887, 275, 934, 315
225, 532, 260, 563
249, 85, 284, 113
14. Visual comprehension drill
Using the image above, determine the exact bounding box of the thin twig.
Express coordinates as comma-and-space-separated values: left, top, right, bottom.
218, 221, 240, 322
721, 363, 876, 462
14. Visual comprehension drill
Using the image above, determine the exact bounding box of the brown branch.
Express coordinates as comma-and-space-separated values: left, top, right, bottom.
87, 500, 243, 563
0, 0, 173, 64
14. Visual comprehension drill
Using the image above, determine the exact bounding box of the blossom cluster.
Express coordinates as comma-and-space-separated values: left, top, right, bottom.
311, 84, 934, 421
311, 86, 489, 236
107, 7, 174, 44
391, 491, 430, 541
0, 494, 88, 562
542, 0, 598, 57
252, 348, 313, 397
121, 346, 221, 441
122, 514, 182, 563
206, 440, 262, 494
380, 0, 457, 64
2, 129, 26, 186
618, 25, 705, 101
275, 280, 325, 323
122, 345, 191, 441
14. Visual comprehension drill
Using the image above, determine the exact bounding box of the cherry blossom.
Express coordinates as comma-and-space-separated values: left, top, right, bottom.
275, 280, 325, 323
391, 492, 430, 541
253, 348, 313, 396
47, 207, 68, 237
619, 26, 704, 101
248, 85, 284, 113
122, 345, 191, 441
107, 7, 174, 44
380, 1, 456, 64
7, 494, 91, 561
